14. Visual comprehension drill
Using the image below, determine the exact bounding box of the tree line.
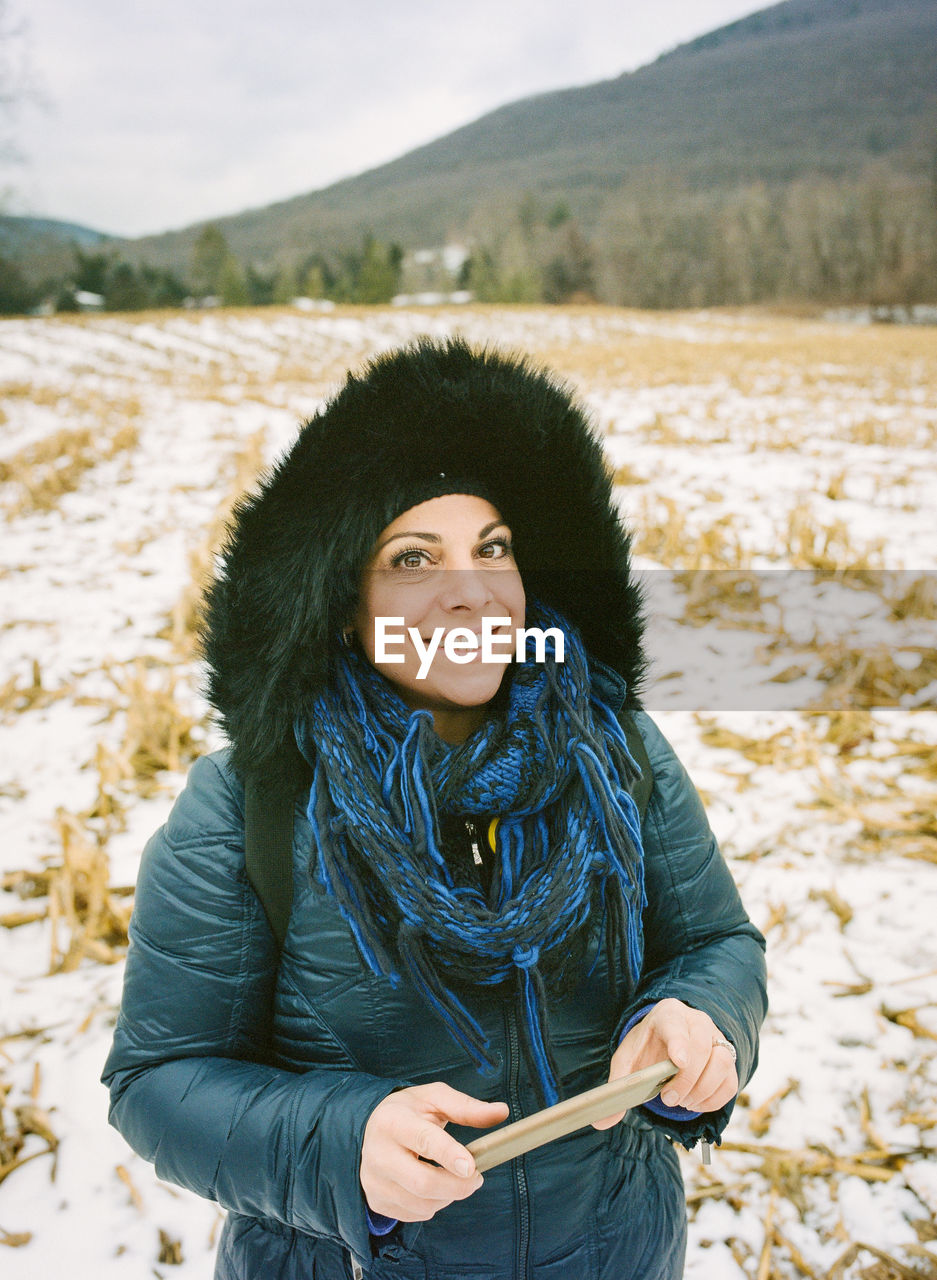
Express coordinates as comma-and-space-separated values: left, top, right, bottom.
462, 166, 937, 309
0, 226, 407, 314
2, 164, 935, 316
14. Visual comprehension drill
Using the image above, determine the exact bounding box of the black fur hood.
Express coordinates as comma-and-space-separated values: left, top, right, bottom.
202, 338, 646, 783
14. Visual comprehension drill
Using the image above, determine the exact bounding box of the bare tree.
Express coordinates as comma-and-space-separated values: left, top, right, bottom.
0, 0, 39, 207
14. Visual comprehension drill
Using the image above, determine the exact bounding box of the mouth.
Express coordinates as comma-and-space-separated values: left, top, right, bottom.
417, 626, 510, 643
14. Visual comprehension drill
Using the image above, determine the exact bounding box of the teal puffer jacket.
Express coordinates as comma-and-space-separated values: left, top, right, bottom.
102, 711, 767, 1280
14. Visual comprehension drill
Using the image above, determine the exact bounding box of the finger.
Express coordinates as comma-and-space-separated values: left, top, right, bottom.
594, 1041, 685, 1130
366, 1146, 479, 1221
422, 1084, 510, 1130
608, 1023, 667, 1081
402, 1116, 487, 1179
678, 1057, 729, 1112
621, 1002, 692, 1076
659, 1018, 715, 1105
650, 1005, 692, 1072
388, 1172, 488, 1223
371, 1140, 484, 1214
597, 1015, 683, 1128
362, 1157, 446, 1223
395, 1153, 485, 1203
377, 1186, 455, 1223
692, 1078, 737, 1113
662, 1039, 733, 1109
685, 1058, 738, 1113
386, 1100, 494, 1177
591, 1108, 625, 1131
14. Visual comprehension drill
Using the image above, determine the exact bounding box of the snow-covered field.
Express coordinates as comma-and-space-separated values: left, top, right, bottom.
1, 305, 935, 1278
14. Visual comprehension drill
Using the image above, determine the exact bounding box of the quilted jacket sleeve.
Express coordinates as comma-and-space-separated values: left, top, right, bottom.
100, 753, 404, 1264
612, 712, 768, 1148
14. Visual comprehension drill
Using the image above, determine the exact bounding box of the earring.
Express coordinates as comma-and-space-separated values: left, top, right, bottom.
342, 628, 354, 648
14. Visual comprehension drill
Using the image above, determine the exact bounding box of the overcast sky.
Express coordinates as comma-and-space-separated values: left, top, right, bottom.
9, 0, 765, 238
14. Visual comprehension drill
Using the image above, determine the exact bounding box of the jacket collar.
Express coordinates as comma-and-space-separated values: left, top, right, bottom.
590, 658, 629, 713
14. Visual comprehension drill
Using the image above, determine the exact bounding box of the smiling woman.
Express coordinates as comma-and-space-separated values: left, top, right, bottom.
101, 338, 767, 1280
352, 493, 527, 741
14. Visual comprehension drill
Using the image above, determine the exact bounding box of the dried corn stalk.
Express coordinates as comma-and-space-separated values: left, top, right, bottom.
0, 660, 71, 722
167, 429, 267, 658
109, 660, 204, 790
0, 422, 140, 517
0, 1065, 58, 1188
47, 810, 132, 973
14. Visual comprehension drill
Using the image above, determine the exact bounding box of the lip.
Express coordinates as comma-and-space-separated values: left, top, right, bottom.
418, 627, 509, 642
414, 628, 510, 666
414, 637, 509, 655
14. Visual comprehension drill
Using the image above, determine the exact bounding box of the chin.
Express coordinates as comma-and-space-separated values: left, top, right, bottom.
406, 666, 510, 715
430, 681, 506, 712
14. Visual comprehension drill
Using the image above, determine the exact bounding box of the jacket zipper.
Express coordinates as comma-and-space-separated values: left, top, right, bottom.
472, 816, 530, 1275
465, 818, 484, 868
505, 1006, 531, 1280
349, 820, 499, 1280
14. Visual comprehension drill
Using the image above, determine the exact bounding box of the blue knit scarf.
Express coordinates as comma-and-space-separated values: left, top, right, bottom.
294, 603, 646, 1106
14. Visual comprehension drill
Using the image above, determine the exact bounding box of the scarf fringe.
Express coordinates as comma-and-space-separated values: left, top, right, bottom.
399, 925, 498, 1078
296, 604, 646, 1103
514, 948, 562, 1108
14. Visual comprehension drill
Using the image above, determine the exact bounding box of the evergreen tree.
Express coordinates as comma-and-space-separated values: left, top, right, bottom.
190, 224, 231, 297
246, 264, 276, 306
73, 248, 109, 295
0, 252, 35, 313
104, 260, 148, 311
299, 260, 328, 299
461, 249, 501, 302
218, 254, 249, 306
140, 264, 186, 308
272, 264, 297, 305
543, 224, 595, 303
355, 235, 402, 304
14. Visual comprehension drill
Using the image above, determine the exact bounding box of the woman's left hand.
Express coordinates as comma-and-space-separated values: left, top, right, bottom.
591, 998, 738, 1130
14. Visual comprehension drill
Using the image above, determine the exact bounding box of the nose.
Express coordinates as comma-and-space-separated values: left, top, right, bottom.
437, 568, 494, 612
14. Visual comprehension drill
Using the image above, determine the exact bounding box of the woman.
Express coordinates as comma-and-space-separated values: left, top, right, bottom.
102, 338, 767, 1279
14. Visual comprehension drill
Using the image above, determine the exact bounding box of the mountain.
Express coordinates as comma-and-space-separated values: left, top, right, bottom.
123, 0, 937, 279
0, 215, 113, 278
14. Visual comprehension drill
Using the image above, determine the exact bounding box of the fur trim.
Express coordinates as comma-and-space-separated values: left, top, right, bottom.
202, 338, 646, 783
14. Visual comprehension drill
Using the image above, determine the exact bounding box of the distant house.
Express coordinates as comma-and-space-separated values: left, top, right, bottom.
74, 290, 104, 311
396, 244, 470, 304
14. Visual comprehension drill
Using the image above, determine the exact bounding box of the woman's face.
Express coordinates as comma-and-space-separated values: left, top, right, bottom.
354, 494, 526, 743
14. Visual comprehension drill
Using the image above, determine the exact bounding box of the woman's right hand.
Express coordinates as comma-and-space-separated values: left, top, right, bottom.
360, 1083, 510, 1222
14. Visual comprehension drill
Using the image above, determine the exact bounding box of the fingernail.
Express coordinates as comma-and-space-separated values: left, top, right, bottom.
662, 1090, 680, 1107
455, 1158, 472, 1177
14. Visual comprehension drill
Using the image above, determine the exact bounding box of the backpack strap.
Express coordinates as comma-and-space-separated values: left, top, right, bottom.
620, 711, 654, 822
243, 710, 655, 951
244, 776, 298, 951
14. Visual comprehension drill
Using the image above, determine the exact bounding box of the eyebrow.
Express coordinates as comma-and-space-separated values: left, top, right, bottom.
374, 520, 507, 555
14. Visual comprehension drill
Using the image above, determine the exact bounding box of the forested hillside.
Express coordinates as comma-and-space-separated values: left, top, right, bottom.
4, 0, 935, 311
119, 0, 937, 309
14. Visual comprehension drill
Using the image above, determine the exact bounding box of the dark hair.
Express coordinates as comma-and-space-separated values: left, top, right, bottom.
203, 338, 645, 782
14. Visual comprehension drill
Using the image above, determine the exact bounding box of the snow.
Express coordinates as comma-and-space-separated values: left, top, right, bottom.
1, 304, 935, 1277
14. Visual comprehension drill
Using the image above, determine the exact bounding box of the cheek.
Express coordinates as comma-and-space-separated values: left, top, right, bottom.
355, 581, 436, 656
500, 571, 526, 622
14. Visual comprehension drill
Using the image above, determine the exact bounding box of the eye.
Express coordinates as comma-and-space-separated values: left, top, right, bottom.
478, 536, 514, 561
389, 544, 434, 571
